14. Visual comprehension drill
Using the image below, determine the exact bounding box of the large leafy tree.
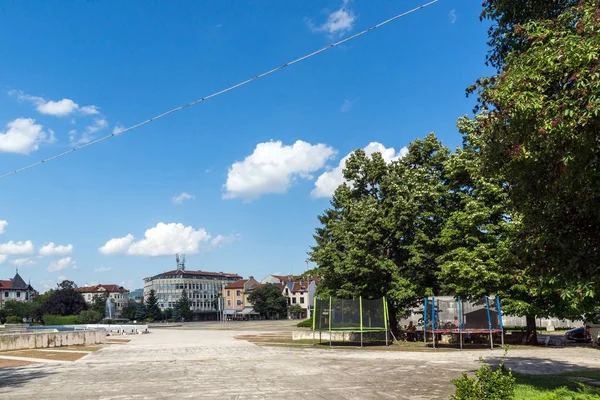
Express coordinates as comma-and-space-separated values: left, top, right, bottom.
121, 300, 137, 321
90, 293, 109, 317
439, 117, 578, 344
470, 0, 600, 317
2, 300, 32, 320
480, 0, 577, 69
247, 284, 287, 318
42, 281, 87, 316
310, 134, 452, 330
145, 289, 162, 321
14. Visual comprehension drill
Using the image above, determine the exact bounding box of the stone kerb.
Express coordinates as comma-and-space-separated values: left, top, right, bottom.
0, 329, 106, 351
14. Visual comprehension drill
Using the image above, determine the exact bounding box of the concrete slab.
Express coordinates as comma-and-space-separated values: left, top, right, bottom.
0, 325, 599, 399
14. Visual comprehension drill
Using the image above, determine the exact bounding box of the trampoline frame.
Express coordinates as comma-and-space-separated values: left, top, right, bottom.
312, 296, 390, 347
423, 296, 505, 350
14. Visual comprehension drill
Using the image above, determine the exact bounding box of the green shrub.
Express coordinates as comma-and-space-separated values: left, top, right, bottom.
103, 318, 115, 325
296, 316, 313, 328
451, 349, 515, 400
77, 310, 103, 324
5, 316, 24, 324
43, 314, 79, 325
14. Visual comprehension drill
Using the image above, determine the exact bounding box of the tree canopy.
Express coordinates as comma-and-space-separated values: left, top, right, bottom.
145, 290, 162, 321
174, 290, 194, 321
247, 284, 287, 318
42, 284, 87, 316
470, 0, 600, 317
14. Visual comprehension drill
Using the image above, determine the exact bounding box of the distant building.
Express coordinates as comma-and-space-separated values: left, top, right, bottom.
128, 288, 144, 303
0, 271, 36, 309
281, 279, 317, 319
76, 284, 129, 313
222, 277, 261, 319
143, 256, 241, 321
261, 275, 301, 284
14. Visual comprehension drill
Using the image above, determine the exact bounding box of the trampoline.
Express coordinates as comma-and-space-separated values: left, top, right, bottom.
424, 296, 504, 349
312, 296, 390, 347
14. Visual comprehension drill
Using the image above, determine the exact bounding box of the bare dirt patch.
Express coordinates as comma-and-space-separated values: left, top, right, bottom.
0, 359, 38, 368
4, 350, 86, 361
106, 338, 131, 343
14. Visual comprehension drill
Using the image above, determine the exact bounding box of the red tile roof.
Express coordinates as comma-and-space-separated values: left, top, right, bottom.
0, 280, 13, 289
76, 284, 128, 293
224, 279, 248, 289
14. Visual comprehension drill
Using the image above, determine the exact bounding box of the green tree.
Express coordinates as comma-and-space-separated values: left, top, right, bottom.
134, 303, 147, 321
480, 0, 577, 69
289, 304, 303, 319
310, 134, 452, 330
2, 300, 32, 321
174, 290, 193, 321
247, 284, 287, 318
43, 284, 87, 316
162, 308, 173, 321
31, 290, 54, 321
470, 0, 600, 319
121, 300, 137, 321
144, 289, 161, 321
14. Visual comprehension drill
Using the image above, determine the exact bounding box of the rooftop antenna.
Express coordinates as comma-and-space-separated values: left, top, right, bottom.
176, 253, 186, 271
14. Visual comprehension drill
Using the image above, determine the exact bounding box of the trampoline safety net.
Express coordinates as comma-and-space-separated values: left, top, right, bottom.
313, 297, 388, 332
425, 296, 503, 333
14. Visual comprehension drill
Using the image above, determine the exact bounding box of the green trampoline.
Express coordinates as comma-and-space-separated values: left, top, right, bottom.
312, 296, 390, 347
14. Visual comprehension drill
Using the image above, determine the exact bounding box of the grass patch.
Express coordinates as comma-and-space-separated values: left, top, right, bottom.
514, 370, 600, 399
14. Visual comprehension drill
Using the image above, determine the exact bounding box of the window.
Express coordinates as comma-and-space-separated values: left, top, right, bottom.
237, 300, 242, 306
236, 290, 241, 296
285, 288, 289, 295
4, 291, 8, 298
227, 290, 230, 296
227, 300, 231, 306
292, 297, 296, 304
16, 292, 21, 298
300, 297, 304, 304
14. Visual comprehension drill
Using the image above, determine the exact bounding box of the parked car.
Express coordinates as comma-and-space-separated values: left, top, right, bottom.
565, 326, 590, 343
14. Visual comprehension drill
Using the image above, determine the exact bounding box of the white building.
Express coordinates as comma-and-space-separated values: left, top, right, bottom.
0, 271, 36, 309
144, 267, 241, 321
262, 274, 318, 319
75, 284, 129, 313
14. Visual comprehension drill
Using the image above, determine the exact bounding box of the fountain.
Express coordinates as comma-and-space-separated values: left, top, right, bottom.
105, 297, 116, 320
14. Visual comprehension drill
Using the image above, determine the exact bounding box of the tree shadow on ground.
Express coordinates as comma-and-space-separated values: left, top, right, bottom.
485, 354, 600, 375
0, 365, 55, 389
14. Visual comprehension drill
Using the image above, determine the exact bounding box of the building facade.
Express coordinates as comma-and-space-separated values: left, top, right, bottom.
261, 274, 319, 319
75, 284, 129, 313
0, 271, 36, 309
144, 268, 241, 320
222, 277, 260, 319
128, 288, 144, 303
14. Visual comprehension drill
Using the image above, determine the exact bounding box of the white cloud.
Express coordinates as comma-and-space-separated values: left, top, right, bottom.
39, 279, 57, 291
80, 105, 100, 115
39, 242, 73, 257
98, 234, 135, 255
312, 142, 409, 198
99, 222, 226, 257
12, 258, 36, 267
340, 98, 357, 113
71, 118, 108, 144
0, 240, 35, 255
0, 220, 7, 235
0, 118, 52, 154
38, 99, 79, 116
112, 124, 125, 135
48, 256, 75, 272
9, 90, 99, 117
94, 266, 112, 273
0, 255, 7, 265
449, 9, 457, 24
224, 140, 337, 200
307, 0, 356, 36
172, 192, 195, 205
210, 233, 240, 248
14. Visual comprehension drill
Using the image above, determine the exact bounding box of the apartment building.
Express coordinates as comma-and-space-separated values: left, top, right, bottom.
222, 277, 260, 319
75, 284, 129, 312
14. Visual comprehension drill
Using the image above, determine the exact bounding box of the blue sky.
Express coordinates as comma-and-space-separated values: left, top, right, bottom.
0, 0, 492, 292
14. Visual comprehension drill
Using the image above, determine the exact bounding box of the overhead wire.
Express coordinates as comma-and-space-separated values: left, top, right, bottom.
0, 0, 438, 180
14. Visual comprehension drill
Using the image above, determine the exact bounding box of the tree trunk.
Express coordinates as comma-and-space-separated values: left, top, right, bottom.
525, 314, 538, 345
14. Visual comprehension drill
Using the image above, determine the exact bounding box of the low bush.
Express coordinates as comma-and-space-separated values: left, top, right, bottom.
5, 316, 23, 324
296, 316, 313, 328
451, 348, 515, 400
43, 315, 79, 325
77, 310, 103, 324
